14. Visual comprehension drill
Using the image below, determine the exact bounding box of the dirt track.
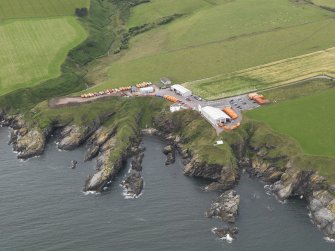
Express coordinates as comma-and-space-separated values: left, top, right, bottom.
48, 94, 120, 108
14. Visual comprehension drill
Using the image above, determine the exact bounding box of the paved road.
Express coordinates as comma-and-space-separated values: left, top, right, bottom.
156, 88, 260, 133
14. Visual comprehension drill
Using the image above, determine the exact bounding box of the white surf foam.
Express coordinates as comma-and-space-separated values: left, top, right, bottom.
221, 234, 233, 243
324, 237, 335, 243
211, 227, 234, 243
83, 190, 100, 195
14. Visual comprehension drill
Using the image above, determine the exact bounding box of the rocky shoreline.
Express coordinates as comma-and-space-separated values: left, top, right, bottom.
235, 133, 335, 240
1, 112, 335, 240
121, 151, 145, 198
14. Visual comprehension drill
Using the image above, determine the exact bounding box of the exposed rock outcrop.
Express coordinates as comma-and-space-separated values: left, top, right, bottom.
70, 160, 78, 169
83, 130, 142, 192
163, 145, 175, 165
206, 190, 240, 223
270, 169, 335, 239
212, 226, 239, 242
121, 170, 144, 197
131, 153, 144, 172
57, 122, 100, 151
84, 126, 116, 161
184, 156, 237, 191
243, 126, 335, 239
122, 147, 145, 198
5, 115, 47, 159
13, 129, 46, 159
83, 136, 120, 192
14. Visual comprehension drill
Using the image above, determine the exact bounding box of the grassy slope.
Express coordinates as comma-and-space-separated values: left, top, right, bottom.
247, 88, 335, 158
127, 0, 213, 27
0, 0, 90, 19
0, 17, 87, 96
184, 46, 335, 99
311, 0, 335, 9
29, 96, 166, 129
86, 0, 335, 90
155, 109, 236, 167
0, 0, 139, 113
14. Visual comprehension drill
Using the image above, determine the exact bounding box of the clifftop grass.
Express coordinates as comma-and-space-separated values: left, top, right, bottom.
224, 119, 335, 184
247, 88, 335, 158
154, 109, 236, 168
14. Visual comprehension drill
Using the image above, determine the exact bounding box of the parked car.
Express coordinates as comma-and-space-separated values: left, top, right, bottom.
193, 95, 202, 101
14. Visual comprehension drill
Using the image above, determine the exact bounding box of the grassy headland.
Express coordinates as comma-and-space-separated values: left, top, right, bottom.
222, 118, 335, 184
154, 109, 236, 168
247, 88, 335, 159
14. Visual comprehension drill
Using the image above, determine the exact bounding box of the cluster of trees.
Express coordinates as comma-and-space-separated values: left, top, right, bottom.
75, 7, 88, 17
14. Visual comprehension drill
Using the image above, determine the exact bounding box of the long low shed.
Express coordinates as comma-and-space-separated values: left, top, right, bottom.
200, 106, 231, 126
171, 84, 192, 97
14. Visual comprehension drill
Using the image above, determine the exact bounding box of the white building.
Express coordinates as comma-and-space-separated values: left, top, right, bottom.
160, 77, 172, 86
200, 106, 231, 126
140, 86, 154, 94
170, 84, 192, 97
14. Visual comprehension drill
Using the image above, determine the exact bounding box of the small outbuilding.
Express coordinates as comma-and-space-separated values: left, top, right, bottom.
140, 86, 154, 94
160, 77, 172, 86
170, 84, 192, 97
200, 106, 231, 126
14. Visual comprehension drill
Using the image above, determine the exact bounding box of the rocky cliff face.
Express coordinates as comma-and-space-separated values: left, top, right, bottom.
121, 151, 145, 198
152, 112, 239, 192
243, 128, 335, 240
57, 120, 102, 151
270, 168, 335, 239
84, 126, 116, 161
83, 130, 142, 192
83, 135, 121, 192
4, 115, 46, 159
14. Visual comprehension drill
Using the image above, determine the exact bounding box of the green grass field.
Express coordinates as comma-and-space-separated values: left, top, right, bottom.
184, 46, 335, 99
311, 0, 335, 9
247, 88, 335, 159
0, 17, 87, 96
86, 0, 335, 91
0, 0, 90, 19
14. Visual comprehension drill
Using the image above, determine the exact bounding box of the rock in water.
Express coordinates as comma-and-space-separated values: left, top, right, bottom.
121, 170, 144, 197
13, 129, 46, 159
206, 190, 240, 223
131, 153, 144, 171
70, 160, 78, 169
165, 152, 175, 165
163, 145, 175, 165
212, 226, 239, 241
163, 145, 173, 154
